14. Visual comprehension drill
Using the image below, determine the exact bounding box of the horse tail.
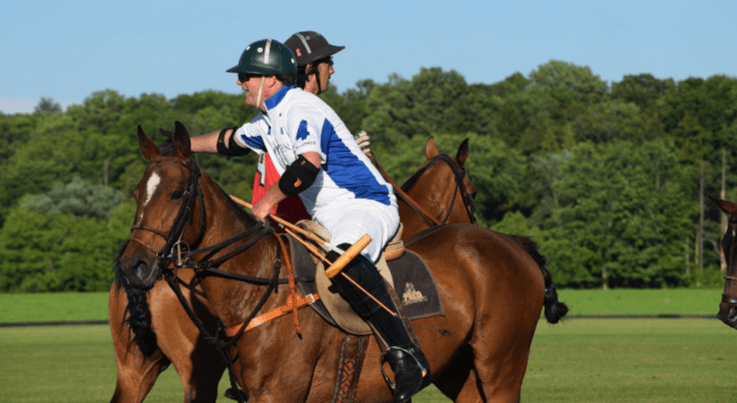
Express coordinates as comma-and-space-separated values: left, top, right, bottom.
506, 234, 569, 324
113, 241, 154, 342
539, 264, 568, 323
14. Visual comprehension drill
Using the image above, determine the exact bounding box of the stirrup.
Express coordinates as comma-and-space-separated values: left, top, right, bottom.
223, 387, 247, 402
379, 346, 428, 390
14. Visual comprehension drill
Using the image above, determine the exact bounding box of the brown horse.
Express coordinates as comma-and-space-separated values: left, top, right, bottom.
109, 134, 508, 402
399, 138, 567, 402
115, 121, 559, 402
709, 195, 737, 328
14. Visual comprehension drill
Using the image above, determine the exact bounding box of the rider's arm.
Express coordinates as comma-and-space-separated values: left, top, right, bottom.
251, 152, 320, 222
190, 127, 249, 156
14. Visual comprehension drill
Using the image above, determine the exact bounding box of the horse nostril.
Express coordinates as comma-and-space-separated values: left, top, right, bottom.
133, 261, 148, 280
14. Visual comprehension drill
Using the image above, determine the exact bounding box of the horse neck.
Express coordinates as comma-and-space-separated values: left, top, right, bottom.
198, 172, 263, 245
194, 172, 285, 328
399, 163, 470, 239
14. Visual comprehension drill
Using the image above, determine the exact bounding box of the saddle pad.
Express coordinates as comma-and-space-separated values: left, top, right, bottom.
387, 250, 445, 320
288, 234, 444, 334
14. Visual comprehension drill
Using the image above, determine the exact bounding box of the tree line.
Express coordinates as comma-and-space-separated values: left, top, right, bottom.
1, 60, 736, 292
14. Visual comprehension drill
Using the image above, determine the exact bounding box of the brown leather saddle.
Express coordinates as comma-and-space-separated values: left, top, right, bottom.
287, 222, 444, 335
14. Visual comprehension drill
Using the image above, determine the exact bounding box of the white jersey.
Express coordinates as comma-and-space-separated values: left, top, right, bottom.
233, 85, 399, 261
233, 85, 397, 216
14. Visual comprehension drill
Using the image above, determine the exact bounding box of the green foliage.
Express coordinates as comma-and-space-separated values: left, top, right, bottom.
0, 206, 127, 292
611, 73, 676, 109
539, 139, 694, 288
1, 64, 737, 291
22, 176, 123, 220
33, 97, 62, 116
361, 68, 482, 147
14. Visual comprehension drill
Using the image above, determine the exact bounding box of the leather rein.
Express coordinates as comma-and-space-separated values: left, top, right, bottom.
370, 152, 477, 227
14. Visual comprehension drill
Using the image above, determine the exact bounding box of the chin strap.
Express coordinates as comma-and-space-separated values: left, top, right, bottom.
256, 76, 265, 110
314, 68, 324, 95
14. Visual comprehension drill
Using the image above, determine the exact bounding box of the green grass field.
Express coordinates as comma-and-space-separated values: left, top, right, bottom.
1, 319, 734, 402
0, 288, 725, 323
0, 289, 733, 402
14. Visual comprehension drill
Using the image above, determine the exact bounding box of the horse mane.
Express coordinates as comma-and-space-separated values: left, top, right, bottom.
503, 233, 569, 323
113, 240, 161, 353
400, 154, 446, 192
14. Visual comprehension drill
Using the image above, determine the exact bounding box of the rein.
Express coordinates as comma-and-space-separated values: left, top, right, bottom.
384, 152, 477, 226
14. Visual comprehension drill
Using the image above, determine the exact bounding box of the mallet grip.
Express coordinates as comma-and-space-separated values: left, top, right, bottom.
325, 234, 372, 279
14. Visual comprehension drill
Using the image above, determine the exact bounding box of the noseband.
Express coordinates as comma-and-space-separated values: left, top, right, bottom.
129, 157, 206, 267
401, 153, 477, 226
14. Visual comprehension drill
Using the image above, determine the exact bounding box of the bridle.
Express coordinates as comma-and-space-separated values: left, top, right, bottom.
124, 155, 289, 403
399, 153, 477, 226
128, 157, 277, 274
129, 157, 206, 266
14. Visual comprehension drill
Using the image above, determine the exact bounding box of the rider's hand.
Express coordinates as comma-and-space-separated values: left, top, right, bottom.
250, 200, 272, 224
354, 131, 371, 156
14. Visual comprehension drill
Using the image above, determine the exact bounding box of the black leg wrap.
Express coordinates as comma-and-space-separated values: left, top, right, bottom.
326, 245, 429, 403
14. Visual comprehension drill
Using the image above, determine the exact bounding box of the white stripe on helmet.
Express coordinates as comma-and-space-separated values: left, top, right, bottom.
295, 32, 312, 55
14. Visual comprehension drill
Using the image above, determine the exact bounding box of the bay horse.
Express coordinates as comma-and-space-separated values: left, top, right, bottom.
108, 134, 516, 402
398, 138, 567, 402
708, 195, 737, 328
114, 122, 563, 402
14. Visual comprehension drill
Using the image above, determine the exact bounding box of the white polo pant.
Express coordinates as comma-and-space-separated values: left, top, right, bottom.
312, 198, 400, 263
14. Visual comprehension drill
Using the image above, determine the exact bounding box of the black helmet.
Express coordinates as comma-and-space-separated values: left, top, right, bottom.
284, 31, 344, 67
226, 39, 297, 76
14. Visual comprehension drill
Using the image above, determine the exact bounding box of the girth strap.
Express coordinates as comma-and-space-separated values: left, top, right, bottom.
225, 235, 318, 337
225, 292, 319, 337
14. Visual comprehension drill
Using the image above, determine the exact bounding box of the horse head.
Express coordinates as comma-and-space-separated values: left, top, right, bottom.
709, 195, 737, 328
399, 137, 477, 236
118, 121, 204, 290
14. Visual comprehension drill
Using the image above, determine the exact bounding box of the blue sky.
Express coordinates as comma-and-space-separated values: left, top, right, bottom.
2, 0, 735, 114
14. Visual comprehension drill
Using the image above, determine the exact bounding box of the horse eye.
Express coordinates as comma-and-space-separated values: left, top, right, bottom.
171, 190, 185, 200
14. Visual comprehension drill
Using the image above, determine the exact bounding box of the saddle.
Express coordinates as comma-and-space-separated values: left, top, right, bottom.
289, 221, 445, 336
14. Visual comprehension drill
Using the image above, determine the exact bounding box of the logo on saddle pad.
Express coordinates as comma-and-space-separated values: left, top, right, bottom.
402, 282, 428, 306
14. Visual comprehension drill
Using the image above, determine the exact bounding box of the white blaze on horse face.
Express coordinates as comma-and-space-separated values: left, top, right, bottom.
143, 172, 161, 209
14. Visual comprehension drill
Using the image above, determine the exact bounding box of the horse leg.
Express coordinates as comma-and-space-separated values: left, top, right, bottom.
468, 295, 541, 402
109, 282, 171, 403
147, 274, 225, 403
433, 347, 485, 402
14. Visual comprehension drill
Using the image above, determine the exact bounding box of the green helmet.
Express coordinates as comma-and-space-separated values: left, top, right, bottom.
226, 39, 297, 76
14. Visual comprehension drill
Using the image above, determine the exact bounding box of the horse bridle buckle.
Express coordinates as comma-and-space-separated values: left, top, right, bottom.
156, 239, 191, 268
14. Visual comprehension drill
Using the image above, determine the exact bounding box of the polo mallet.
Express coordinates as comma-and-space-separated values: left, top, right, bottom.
228, 195, 384, 306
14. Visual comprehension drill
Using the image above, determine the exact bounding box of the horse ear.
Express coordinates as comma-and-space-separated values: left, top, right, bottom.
709, 194, 737, 217
425, 137, 439, 160
456, 138, 469, 169
172, 121, 192, 160
137, 125, 161, 162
